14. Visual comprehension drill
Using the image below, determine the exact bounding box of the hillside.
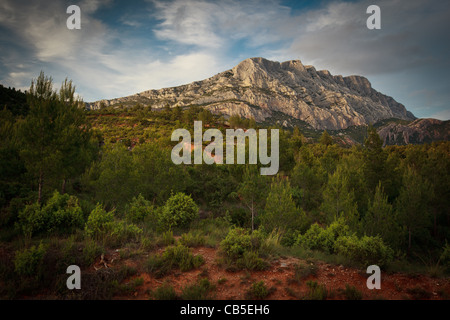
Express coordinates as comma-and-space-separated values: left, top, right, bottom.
87, 57, 416, 131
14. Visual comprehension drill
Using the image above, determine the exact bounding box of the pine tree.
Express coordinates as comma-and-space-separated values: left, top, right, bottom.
320, 166, 359, 229
237, 165, 267, 231
17, 72, 96, 202
262, 176, 305, 233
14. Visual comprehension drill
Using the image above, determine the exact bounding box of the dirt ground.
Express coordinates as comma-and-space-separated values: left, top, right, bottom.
93, 246, 450, 300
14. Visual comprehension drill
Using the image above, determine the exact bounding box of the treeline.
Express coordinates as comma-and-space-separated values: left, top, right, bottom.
1, 74, 449, 269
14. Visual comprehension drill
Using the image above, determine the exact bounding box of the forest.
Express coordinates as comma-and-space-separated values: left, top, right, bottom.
0, 73, 449, 299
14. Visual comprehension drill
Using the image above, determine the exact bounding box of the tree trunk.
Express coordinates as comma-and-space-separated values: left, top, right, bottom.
62, 179, 66, 194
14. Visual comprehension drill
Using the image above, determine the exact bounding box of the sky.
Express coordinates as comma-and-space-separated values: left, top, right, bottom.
0, 0, 449, 120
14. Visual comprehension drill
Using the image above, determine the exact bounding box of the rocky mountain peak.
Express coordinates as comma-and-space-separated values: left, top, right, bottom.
88, 57, 416, 130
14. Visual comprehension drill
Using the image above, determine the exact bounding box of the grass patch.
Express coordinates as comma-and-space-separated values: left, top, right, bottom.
246, 281, 274, 300
181, 278, 215, 300
341, 284, 363, 300
152, 282, 179, 300
304, 280, 328, 300
145, 244, 204, 278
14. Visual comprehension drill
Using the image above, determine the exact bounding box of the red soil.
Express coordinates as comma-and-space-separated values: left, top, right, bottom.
91, 246, 450, 300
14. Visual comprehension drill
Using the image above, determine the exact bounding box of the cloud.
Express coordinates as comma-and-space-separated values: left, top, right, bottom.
0, 0, 448, 119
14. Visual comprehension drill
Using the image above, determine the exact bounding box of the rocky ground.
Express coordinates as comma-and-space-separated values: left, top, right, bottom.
91, 246, 450, 300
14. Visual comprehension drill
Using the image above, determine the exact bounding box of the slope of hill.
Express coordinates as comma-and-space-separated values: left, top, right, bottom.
87, 57, 416, 131
377, 118, 450, 146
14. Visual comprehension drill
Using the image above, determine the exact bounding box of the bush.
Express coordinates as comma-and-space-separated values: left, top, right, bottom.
145, 244, 204, 277
14, 242, 47, 278
305, 280, 328, 300
125, 194, 155, 223
84, 204, 115, 240
159, 192, 198, 230
236, 251, 268, 271
181, 278, 215, 300
153, 282, 179, 300
247, 281, 269, 299
220, 228, 263, 259
293, 262, 318, 283
17, 191, 84, 237
84, 204, 142, 246
179, 231, 205, 247
219, 228, 268, 271
333, 234, 393, 267
296, 218, 350, 254
342, 284, 363, 300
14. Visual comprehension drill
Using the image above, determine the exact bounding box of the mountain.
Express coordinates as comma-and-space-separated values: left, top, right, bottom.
377, 118, 450, 146
87, 57, 416, 130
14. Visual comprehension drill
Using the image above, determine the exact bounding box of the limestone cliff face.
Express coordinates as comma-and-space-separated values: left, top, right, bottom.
377, 118, 450, 146
88, 57, 416, 130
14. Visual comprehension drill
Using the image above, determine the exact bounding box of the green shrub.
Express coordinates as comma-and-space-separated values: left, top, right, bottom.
181, 278, 215, 300
342, 284, 363, 300
157, 230, 175, 246
82, 238, 104, 266
84, 204, 115, 240
220, 228, 263, 259
85, 204, 142, 246
236, 251, 268, 271
333, 234, 393, 267
219, 228, 268, 270
153, 282, 179, 300
125, 194, 155, 223
247, 281, 269, 299
293, 262, 318, 283
17, 191, 84, 237
179, 231, 205, 247
305, 280, 328, 300
145, 244, 204, 277
162, 244, 204, 272
14, 242, 47, 278
296, 218, 350, 253
159, 192, 198, 230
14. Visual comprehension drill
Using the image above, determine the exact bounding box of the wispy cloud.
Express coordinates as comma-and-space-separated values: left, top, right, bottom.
0, 0, 448, 119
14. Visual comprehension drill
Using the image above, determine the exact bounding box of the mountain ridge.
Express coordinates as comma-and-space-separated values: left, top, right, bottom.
88, 57, 416, 130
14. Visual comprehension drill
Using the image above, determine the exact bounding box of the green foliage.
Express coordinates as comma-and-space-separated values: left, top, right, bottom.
342, 284, 363, 300
296, 218, 350, 253
159, 192, 199, 230
238, 165, 268, 231
247, 281, 269, 299
125, 193, 154, 223
262, 176, 306, 233
305, 280, 328, 300
293, 261, 318, 283
17, 191, 84, 237
179, 231, 206, 247
84, 204, 115, 240
333, 234, 394, 267
17, 72, 97, 202
145, 244, 204, 277
319, 130, 333, 146
84, 203, 142, 246
181, 278, 215, 300
363, 182, 403, 249
220, 228, 262, 259
320, 165, 359, 228
152, 282, 179, 300
14, 242, 47, 278
219, 228, 268, 270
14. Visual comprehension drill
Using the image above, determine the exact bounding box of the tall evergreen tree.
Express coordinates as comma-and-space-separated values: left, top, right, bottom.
17, 72, 96, 202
